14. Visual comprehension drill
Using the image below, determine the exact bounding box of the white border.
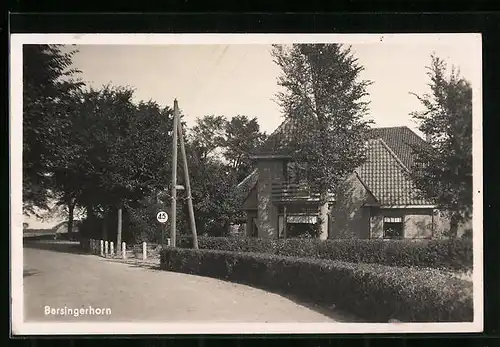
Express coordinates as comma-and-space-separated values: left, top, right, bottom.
10, 33, 483, 336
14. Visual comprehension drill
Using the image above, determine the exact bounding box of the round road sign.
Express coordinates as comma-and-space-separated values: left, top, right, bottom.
156, 211, 169, 223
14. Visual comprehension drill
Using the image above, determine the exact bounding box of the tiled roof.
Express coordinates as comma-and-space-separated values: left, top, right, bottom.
356, 138, 432, 206
240, 119, 432, 207
369, 126, 426, 170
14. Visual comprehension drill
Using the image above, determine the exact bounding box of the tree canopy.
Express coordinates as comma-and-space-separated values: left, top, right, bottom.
23, 44, 84, 216
409, 55, 473, 237
271, 44, 373, 194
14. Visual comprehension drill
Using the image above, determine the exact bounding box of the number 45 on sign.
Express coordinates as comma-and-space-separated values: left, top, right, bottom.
157, 211, 168, 223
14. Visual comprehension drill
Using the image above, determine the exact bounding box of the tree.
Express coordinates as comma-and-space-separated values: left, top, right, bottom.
409, 55, 472, 238
223, 115, 267, 182
183, 115, 264, 236
23, 44, 83, 216
189, 115, 226, 161
271, 44, 373, 239
48, 84, 176, 241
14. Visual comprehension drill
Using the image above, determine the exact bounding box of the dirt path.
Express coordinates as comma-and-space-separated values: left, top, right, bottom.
23, 242, 357, 323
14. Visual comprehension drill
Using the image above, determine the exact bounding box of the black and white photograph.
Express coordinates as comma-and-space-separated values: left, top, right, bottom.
10, 33, 483, 335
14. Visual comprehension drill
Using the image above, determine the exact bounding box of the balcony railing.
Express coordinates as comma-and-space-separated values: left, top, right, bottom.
271, 181, 334, 203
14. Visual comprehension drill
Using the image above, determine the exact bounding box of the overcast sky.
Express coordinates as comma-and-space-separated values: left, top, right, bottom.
23, 35, 481, 228
67, 40, 480, 137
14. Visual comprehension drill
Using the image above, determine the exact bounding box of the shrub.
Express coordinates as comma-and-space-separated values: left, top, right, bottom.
177, 237, 473, 271
161, 247, 473, 322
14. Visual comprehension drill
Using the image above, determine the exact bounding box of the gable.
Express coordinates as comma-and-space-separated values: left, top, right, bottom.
242, 184, 258, 210
369, 126, 426, 170
356, 139, 432, 206
240, 120, 432, 208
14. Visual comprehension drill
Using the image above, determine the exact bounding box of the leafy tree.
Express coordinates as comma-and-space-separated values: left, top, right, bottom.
49, 84, 176, 239
185, 115, 255, 236
271, 44, 373, 239
189, 115, 226, 161
23, 44, 83, 216
223, 115, 267, 182
409, 55, 472, 238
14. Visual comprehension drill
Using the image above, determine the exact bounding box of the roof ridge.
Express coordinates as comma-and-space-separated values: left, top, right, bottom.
378, 138, 410, 173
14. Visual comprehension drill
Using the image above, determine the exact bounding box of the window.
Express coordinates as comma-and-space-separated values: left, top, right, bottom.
278, 213, 319, 239
383, 216, 404, 239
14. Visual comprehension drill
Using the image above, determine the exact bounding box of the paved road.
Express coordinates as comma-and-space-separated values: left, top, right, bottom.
23, 242, 357, 323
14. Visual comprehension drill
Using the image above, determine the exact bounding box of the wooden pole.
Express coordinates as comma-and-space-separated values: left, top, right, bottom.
170, 99, 179, 247
117, 207, 122, 253
177, 115, 199, 249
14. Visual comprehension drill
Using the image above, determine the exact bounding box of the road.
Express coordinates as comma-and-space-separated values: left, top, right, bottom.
23, 241, 358, 323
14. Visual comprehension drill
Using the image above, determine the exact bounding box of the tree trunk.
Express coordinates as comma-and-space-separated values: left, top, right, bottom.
67, 199, 75, 235
117, 207, 123, 253
449, 213, 459, 239
102, 211, 108, 240
318, 192, 329, 240
85, 204, 95, 238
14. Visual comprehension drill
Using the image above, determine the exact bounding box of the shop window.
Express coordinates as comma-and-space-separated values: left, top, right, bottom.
383, 216, 404, 239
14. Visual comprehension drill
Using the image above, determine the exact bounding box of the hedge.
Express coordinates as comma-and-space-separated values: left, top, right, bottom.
178, 237, 472, 271
161, 247, 473, 322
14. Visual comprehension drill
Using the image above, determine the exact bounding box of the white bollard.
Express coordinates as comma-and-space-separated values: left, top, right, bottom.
122, 242, 126, 259
167, 238, 171, 246
110, 241, 114, 256
105, 241, 109, 257
100, 240, 104, 257
142, 242, 147, 260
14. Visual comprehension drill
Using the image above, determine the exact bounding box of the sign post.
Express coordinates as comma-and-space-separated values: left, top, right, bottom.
157, 211, 169, 249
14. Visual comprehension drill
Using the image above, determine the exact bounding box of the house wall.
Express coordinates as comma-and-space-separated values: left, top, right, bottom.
330, 173, 374, 239
370, 208, 435, 239
370, 208, 473, 239
245, 210, 258, 237
256, 159, 285, 238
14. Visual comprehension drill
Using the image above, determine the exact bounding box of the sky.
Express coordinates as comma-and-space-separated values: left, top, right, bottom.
66, 39, 481, 137
23, 35, 481, 228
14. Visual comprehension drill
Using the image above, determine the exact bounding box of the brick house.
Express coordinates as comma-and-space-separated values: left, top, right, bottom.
236, 121, 471, 240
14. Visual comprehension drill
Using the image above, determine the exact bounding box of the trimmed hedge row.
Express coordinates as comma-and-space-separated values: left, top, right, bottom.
178, 237, 472, 271
161, 247, 473, 322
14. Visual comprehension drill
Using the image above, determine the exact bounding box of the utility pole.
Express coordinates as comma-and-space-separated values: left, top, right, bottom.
170, 99, 179, 247
177, 114, 199, 249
